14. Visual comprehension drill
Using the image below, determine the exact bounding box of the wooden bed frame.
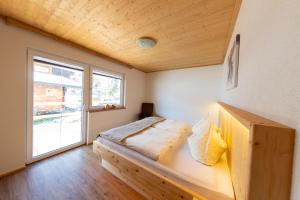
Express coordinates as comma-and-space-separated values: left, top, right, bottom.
93, 102, 295, 200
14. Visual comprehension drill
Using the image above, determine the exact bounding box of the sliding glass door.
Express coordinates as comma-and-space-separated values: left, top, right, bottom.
27, 50, 88, 163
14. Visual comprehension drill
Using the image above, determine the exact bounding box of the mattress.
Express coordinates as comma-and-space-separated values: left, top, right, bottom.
96, 136, 235, 200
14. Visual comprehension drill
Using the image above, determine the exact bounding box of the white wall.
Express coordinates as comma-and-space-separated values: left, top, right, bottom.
146, 66, 223, 125
0, 19, 146, 176
220, 0, 300, 199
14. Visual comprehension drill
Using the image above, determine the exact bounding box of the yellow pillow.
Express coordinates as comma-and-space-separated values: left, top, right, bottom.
203, 125, 227, 166
188, 124, 227, 166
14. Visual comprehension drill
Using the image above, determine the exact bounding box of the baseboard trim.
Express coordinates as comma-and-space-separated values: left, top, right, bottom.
0, 166, 26, 178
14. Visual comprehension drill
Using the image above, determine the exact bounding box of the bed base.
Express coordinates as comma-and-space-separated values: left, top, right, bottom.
93, 102, 295, 200
93, 141, 206, 200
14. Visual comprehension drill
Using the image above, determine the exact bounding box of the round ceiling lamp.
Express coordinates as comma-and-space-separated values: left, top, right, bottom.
136, 37, 157, 49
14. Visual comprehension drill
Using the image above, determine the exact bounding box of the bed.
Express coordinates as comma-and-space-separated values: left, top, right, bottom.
93, 102, 295, 200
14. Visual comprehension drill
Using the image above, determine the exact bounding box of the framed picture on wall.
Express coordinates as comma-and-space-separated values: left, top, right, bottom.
226, 34, 240, 90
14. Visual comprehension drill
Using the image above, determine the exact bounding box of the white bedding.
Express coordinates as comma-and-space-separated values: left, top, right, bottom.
159, 137, 234, 200
124, 120, 190, 160
152, 119, 191, 133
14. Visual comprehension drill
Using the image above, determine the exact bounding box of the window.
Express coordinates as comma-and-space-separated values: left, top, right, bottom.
27, 49, 88, 164
91, 68, 125, 109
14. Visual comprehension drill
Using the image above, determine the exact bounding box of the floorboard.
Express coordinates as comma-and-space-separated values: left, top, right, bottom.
0, 145, 145, 200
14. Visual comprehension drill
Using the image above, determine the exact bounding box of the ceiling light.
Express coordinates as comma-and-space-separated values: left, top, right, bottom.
136, 37, 157, 49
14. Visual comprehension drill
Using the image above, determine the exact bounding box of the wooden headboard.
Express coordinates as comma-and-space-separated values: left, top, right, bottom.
219, 102, 295, 200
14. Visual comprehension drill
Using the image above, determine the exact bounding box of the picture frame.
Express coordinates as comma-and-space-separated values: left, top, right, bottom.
226, 34, 240, 90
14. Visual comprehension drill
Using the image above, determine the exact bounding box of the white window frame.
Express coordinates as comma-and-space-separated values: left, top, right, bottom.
89, 66, 125, 110
27, 48, 89, 164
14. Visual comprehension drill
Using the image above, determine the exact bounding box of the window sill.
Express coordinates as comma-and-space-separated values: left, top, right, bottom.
87, 106, 126, 113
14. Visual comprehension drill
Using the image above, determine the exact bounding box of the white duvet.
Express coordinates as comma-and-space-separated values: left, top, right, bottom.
152, 119, 191, 133
124, 120, 191, 160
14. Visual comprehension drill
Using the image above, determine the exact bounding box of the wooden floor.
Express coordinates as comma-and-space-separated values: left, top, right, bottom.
0, 145, 145, 200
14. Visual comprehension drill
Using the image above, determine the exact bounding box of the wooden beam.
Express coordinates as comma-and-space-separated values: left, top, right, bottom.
218, 102, 294, 129
2, 16, 136, 70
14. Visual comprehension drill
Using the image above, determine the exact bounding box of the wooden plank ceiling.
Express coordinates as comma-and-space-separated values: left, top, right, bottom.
0, 0, 241, 72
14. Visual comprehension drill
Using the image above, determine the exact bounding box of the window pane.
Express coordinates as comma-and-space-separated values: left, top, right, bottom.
33, 61, 83, 157
92, 73, 122, 107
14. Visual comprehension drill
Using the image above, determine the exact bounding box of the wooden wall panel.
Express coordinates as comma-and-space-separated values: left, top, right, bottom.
0, 0, 242, 72
248, 125, 295, 200
219, 102, 295, 200
220, 107, 251, 200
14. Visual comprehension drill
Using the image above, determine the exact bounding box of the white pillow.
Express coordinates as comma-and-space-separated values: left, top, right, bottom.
188, 123, 227, 166
191, 117, 210, 135
188, 118, 211, 160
